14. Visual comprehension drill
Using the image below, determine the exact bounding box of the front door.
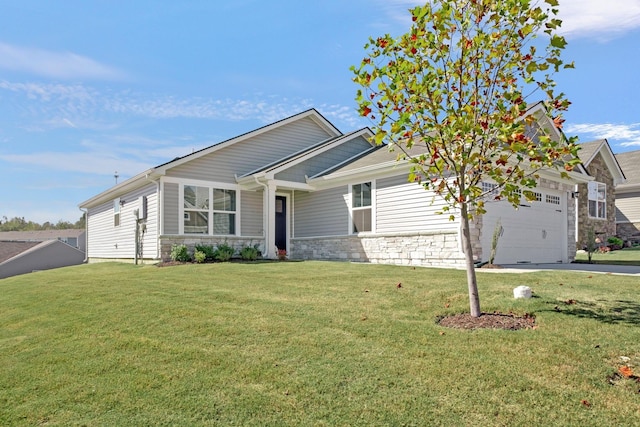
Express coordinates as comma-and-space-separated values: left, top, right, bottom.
275, 195, 287, 251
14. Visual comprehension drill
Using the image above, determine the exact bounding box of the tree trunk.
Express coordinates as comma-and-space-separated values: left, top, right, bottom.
460, 203, 481, 317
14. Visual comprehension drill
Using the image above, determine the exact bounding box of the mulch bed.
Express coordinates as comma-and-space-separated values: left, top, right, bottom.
438, 312, 535, 330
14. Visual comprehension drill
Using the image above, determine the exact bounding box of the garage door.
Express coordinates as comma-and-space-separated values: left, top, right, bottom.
481, 188, 566, 264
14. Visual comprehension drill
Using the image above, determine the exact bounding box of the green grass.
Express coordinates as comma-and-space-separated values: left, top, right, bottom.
575, 246, 640, 266
1, 261, 639, 426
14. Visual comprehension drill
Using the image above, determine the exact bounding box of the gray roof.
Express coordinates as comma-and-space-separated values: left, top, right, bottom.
577, 139, 625, 184
615, 150, 640, 186
577, 140, 602, 166
0, 241, 40, 263
0, 229, 85, 242
239, 129, 371, 178
312, 142, 428, 178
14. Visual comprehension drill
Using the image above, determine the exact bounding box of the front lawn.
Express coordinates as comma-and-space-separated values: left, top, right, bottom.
1, 262, 639, 426
575, 246, 640, 266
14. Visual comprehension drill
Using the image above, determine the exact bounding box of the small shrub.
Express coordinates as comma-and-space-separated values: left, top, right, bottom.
214, 242, 235, 262
193, 249, 206, 264
170, 244, 191, 262
239, 244, 260, 261
607, 236, 624, 250
195, 244, 215, 261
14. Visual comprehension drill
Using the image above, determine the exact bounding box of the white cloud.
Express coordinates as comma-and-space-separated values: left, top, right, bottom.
0, 80, 363, 131
0, 151, 153, 176
557, 0, 640, 40
0, 42, 125, 80
374, 0, 640, 41
0, 80, 97, 103
566, 122, 640, 147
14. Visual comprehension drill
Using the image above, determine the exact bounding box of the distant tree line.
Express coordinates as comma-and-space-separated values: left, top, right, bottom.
0, 214, 86, 232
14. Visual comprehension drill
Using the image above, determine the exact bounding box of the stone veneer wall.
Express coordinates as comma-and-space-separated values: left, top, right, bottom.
577, 152, 617, 248
291, 230, 467, 268
159, 235, 264, 261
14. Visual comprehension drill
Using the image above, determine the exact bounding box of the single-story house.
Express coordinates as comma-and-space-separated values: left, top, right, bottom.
79, 105, 590, 267
0, 229, 86, 279
573, 139, 625, 248
614, 149, 640, 244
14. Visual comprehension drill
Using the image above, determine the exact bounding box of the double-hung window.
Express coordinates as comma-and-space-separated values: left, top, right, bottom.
352, 182, 372, 233
183, 185, 237, 235
213, 188, 236, 235
184, 185, 209, 234
587, 181, 606, 219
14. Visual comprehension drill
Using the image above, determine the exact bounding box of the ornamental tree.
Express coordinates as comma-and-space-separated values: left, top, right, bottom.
352, 0, 580, 317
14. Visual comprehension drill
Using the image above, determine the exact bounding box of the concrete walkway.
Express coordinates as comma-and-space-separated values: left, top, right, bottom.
477, 262, 640, 276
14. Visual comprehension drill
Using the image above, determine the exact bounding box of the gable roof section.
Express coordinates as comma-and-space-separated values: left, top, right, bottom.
307, 142, 425, 189
153, 108, 342, 173
615, 149, 640, 191
236, 128, 375, 186
309, 102, 591, 187
0, 241, 40, 264
79, 109, 342, 208
578, 139, 626, 185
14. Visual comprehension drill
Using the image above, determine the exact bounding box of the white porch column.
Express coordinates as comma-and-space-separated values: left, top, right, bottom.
265, 181, 277, 258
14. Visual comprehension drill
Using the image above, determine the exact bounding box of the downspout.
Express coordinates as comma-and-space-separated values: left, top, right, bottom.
79, 207, 88, 263
145, 173, 161, 260
254, 176, 270, 258
134, 208, 140, 265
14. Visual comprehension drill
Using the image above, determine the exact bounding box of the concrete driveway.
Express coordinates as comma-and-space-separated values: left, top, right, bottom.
479, 263, 640, 276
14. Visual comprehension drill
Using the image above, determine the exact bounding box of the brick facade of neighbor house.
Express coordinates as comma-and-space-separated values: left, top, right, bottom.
576, 151, 617, 249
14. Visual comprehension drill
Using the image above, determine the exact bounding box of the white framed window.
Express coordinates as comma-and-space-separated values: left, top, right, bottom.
588, 181, 606, 219
213, 188, 236, 235
523, 190, 542, 202
546, 194, 561, 205
184, 185, 209, 234
183, 184, 237, 235
481, 182, 498, 197
351, 182, 372, 233
113, 198, 121, 227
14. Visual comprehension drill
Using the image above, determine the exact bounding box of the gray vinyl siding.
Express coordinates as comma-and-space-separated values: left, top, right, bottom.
275, 136, 373, 182
87, 184, 157, 259
241, 190, 263, 236
376, 174, 459, 233
163, 182, 179, 234
294, 186, 348, 237
167, 117, 333, 182
615, 191, 640, 222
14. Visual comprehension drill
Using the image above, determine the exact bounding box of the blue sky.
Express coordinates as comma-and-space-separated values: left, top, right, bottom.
1, 0, 640, 223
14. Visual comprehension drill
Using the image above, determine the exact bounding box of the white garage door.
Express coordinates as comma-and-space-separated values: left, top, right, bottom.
481, 189, 566, 264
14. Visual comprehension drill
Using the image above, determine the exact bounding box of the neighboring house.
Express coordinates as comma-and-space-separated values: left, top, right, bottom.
574, 139, 625, 249
79, 106, 589, 267
614, 149, 640, 244
0, 229, 86, 279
